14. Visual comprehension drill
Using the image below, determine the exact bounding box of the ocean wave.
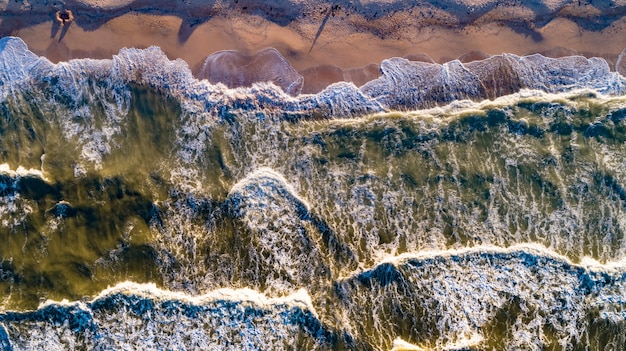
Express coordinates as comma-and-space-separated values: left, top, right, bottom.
0, 164, 52, 228
362, 54, 625, 109
0, 283, 341, 351
3, 90, 626, 308
199, 48, 304, 97
3, 35, 626, 350
2, 36, 625, 122
334, 244, 626, 350
224, 168, 355, 293
1, 245, 625, 350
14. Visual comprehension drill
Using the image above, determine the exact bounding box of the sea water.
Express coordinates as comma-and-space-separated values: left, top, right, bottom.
0, 36, 625, 350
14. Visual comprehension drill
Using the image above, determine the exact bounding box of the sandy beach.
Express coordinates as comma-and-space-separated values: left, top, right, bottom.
2, 0, 626, 93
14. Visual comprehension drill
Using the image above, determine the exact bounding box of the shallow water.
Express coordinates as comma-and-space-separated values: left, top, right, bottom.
1, 36, 626, 350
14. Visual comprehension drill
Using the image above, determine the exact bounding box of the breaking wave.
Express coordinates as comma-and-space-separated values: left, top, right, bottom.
1, 36, 626, 350
1, 246, 625, 350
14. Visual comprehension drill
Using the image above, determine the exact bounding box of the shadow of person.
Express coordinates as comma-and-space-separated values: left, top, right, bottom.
50, 16, 61, 38
177, 18, 208, 44
59, 21, 72, 42
44, 38, 71, 62
308, 7, 331, 54
507, 22, 543, 42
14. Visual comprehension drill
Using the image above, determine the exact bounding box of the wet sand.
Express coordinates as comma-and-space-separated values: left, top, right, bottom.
2, 0, 626, 93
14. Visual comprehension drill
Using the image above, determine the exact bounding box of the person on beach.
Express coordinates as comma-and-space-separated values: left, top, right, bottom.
55, 9, 74, 26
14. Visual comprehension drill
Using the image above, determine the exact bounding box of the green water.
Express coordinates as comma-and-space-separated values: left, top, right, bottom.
1, 86, 626, 349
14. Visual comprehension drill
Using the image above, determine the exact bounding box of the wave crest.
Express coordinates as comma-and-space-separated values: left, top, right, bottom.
2, 36, 625, 121
0, 283, 339, 351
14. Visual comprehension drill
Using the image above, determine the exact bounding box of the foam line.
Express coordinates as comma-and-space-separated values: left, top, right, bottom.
2, 36, 626, 119
36, 281, 316, 315
343, 243, 626, 282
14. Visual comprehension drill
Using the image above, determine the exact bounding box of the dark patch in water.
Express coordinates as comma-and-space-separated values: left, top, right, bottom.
0, 304, 95, 334
356, 263, 403, 288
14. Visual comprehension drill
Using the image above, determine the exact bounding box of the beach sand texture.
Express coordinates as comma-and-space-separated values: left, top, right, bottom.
2, 0, 626, 92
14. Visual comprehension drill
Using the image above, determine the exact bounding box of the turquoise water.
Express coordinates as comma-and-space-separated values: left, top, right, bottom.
0, 37, 626, 350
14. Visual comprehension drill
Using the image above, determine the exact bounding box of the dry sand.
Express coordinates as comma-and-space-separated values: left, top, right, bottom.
2, 0, 626, 92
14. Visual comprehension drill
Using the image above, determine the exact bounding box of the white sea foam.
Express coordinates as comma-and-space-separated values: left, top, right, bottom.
370, 242, 626, 273
2, 243, 625, 350
2, 36, 625, 123
3, 35, 626, 350
0, 164, 47, 228
37, 281, 316, 315
224, 167, 348, 294
335, 243, 626, 350
2, 36, 625, 178
390, 338, 426, 351
0, 163, 46, 180
3, 282, 330, 351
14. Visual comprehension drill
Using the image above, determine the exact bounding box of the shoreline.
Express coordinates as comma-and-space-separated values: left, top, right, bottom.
2, 1, 626, 93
